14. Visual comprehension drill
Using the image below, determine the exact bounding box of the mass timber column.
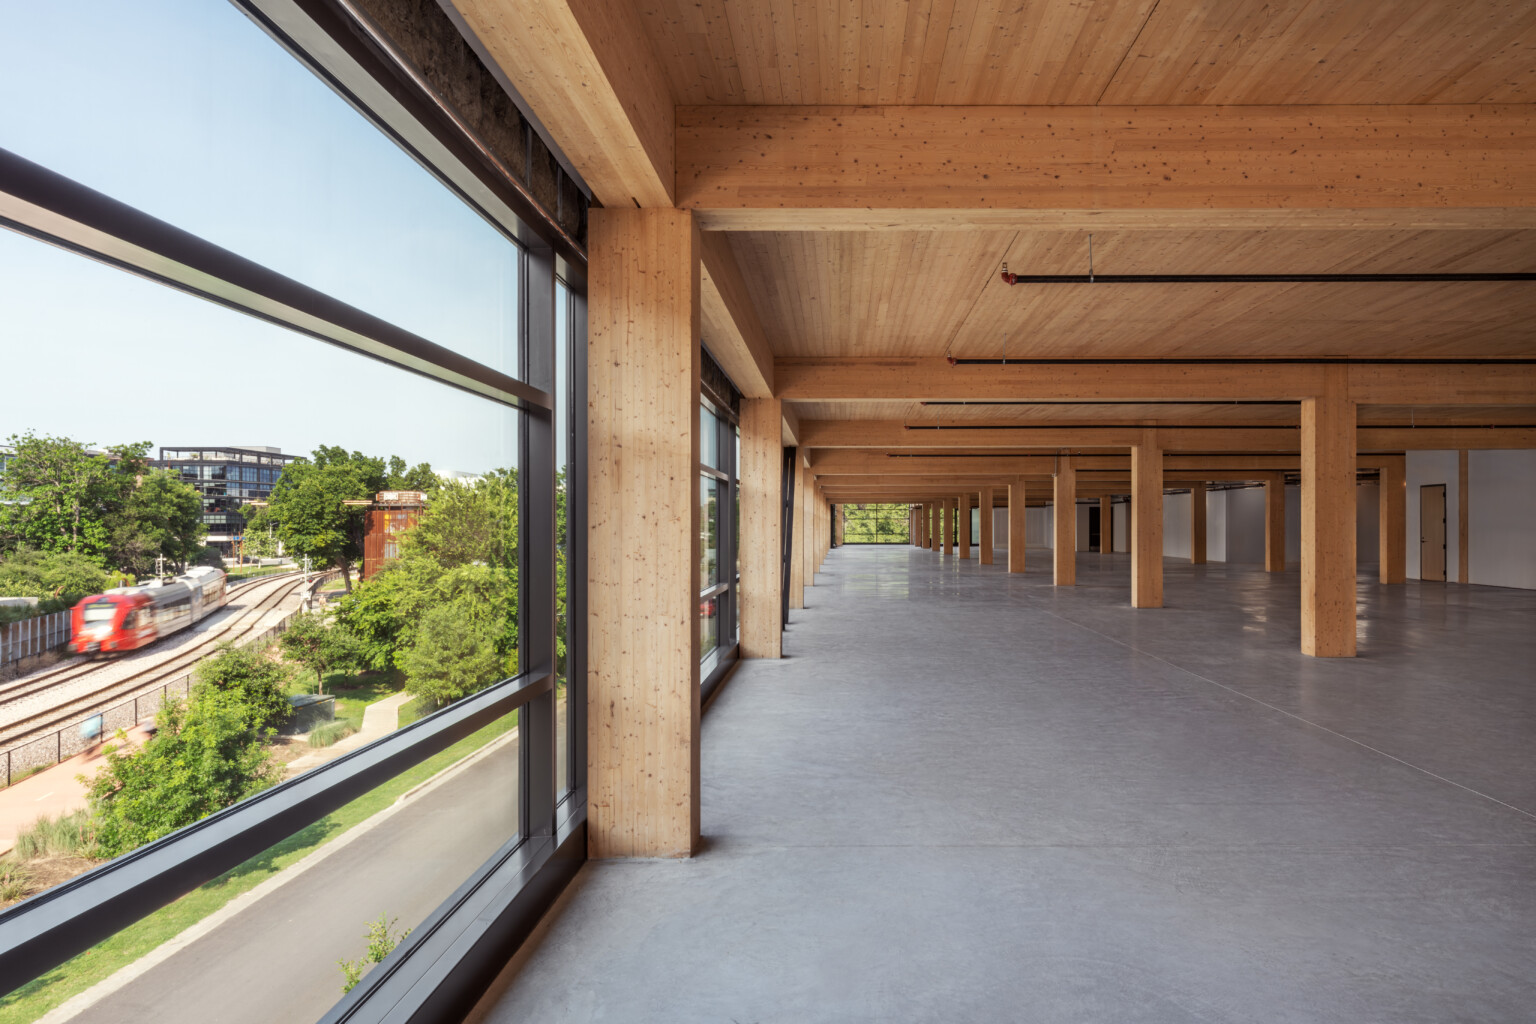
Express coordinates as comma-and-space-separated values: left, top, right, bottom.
1300, 369, 1357, 658
1131, 433, 1163, 608
802, 475, 817, 588
979, 487, 994, 564
1458, 450, 1470, 584
1100, 496, 1113, 553
1053, 458, 1076, 586
789, 459, 806, 610
943, 497, 955, 553
1264, 474, 1286, 572
958, 494, 972, 559
1379, 458, 1406, 584
931, 501, 941, 553
738, 398, 782, 659
587, 208, 700, 858
1008, 480, 1027, 572
1191, 483, 1208, 565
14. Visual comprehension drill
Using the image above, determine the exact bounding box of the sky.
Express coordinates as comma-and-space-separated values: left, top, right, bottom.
0, 0, 564, 476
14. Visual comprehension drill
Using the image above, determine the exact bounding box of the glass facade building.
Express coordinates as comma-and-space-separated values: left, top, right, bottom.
153, 446, 302, 554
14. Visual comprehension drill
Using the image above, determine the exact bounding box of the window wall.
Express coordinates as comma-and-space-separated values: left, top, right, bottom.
700, 401, 739, 698
842, 503, 913, 544
0, 1, 585, 1020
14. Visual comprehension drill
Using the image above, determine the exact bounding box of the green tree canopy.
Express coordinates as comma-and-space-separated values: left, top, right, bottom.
105, 468, 207, 576
279, 611, 361, 694
0, 433, 149, 561
0, 548, 121, 606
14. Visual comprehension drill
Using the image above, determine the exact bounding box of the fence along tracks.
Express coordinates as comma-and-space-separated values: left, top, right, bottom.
0, 571, 332, 749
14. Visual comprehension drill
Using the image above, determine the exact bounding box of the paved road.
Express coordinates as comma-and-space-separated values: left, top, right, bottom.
69, 733, 521, 1024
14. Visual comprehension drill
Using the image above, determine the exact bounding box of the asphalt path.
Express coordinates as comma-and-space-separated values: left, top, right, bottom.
68, 734, 521, 1024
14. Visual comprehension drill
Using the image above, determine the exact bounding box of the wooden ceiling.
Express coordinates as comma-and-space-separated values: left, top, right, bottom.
634, 0, 1536, 106
729, 228, 1536, 360
787, 402, 1536, 424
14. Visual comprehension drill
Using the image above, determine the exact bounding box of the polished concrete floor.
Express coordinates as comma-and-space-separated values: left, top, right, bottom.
475, 548, 1536, 1023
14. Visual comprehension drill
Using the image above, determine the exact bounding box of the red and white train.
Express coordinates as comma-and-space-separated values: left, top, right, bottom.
68, 567, 228, 655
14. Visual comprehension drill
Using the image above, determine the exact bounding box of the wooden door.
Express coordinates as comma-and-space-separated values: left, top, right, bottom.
1420, 484, 1447, 582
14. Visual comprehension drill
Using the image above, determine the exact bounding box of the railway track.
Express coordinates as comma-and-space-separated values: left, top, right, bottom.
0, 571, 307, 700
0, 571, 336, 748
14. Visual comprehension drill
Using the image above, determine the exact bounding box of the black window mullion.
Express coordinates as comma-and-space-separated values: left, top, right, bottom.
521, 245, 557, 841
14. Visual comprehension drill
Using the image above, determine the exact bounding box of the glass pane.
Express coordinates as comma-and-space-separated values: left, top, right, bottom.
554, 283, 571, 798
700, 476, 720, 590
842, 503, 913, 543
699, 406, 719, 471
2, 703, 522, 1024
0, 224, 522, 921
0, 0, 522, 376
699, 593, 719, 662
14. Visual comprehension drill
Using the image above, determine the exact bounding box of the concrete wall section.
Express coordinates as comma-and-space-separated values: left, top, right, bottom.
1027, 507, 1053, 548
1468, 451, 1536, 590
1407, 450, 1460, 583
993, 509, 1010, 550
1163, 490, 1192, 560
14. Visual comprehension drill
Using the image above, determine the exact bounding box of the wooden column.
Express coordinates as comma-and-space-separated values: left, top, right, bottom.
738, 397, 782, 658
802, 474, 817, 588
1053, 457, 1076, 586
789, 458, 806, 610
1008, 480, 1027, 572
979, 487, 994, 564
1457, 450, 1470, 584
931, 500, 941, 553
1379, 458, 1406, 584
1191, 482, 1208, 565
1264, 474, 1286, 572
943, 497, 955, 553
1131, 433, 1163, 608
1300, 368, 1357, 658
958, 494, 971, 559
587, 208, 700, 858
1100, 495, 1113, 553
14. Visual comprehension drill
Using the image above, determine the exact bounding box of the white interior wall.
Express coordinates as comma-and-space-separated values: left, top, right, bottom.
1163, 491, 1193, 560
1224, 486, 1268, 564
1207, 488, 1227, 562
1406, 450, 1460, 582
993, 509, 1010, 551
1027, 506, 1053, 548
1468, 450, 1536, 590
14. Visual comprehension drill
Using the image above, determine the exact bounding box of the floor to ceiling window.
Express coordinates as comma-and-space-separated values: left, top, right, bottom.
0, 1, 585, 1020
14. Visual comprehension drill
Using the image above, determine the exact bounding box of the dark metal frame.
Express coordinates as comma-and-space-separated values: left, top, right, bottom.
0, 0, 590, 1018
699, 403, 739, 703
780, 447, 798, 628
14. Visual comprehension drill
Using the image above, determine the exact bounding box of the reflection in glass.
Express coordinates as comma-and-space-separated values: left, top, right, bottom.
554, 283, 571, 797
700, 477, 720, 589
699, 593, 719, 661
0, 0, 523, 375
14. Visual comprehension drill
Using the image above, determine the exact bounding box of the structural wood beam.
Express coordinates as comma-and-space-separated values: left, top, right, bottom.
1008, 480, 1027, 572
779, 360, 1536, 406
678, 105, 1536, 227
979, 487, 994, 565
586, 208, 699, 858
1379, 457, 1407, 585
699, 231, 773, 398
455, 0, 674, 209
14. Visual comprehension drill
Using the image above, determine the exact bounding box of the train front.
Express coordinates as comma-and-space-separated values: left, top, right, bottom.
68, 592, 151, 654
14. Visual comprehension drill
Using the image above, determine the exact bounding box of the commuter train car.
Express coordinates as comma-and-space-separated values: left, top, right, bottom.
68, 566, 228, 655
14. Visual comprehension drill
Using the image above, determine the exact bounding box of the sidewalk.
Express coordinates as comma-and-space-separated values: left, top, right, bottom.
0, 726, 153, 856
284, 692, 414, 777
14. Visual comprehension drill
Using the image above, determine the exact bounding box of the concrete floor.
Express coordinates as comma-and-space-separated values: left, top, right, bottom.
475, 548, 1536, 1024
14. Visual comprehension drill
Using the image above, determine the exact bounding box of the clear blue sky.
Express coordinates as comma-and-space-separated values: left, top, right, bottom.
0, 0, 544, 476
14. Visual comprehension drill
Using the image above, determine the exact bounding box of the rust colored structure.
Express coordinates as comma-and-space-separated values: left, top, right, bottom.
362, 491, 428, 580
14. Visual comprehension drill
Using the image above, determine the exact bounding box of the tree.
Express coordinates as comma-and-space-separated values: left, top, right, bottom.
193, 642, 294, 732
338, 915, 412, 994
279, 611, 360, 694
399, 599, 504, 706
87, 689, 281, 857
0, 433, 143, 560
0, 548, 119, 606
105, 469, 206, 575
385, 456, 437, 494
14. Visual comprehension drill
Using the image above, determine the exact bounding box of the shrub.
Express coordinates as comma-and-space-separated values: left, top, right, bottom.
307, 720, 359, 748
195, 643, 293, 732
400, 599, 504, 706
0, 864, 32, 904
338, 914, 411, 994
12, 810, 97, 860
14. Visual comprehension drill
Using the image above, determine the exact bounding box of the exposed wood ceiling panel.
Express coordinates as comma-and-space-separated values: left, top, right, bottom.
730, 228, 1536, 360
633, 0, 1536, 105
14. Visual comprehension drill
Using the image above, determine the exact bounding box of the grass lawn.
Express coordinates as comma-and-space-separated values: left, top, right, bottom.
0, 711, 517, 1023
289, 668, 406, 726
225, 565, 295, 581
